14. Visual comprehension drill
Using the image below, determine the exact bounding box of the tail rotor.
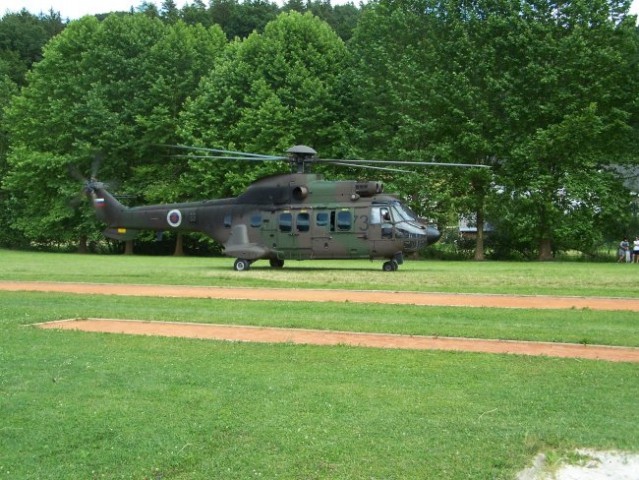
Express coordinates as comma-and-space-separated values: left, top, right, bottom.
67, 154, 109, 205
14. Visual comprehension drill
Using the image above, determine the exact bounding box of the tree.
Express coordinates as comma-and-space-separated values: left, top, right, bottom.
349, 0, 639, 260
486, 0, 639, 259
234, 0, 280, 38
137, 2, 161, 18
0, 9, 65, 85
282, 0, 306, 13
0, 72, 22, 247
209, 0, 240, 37
349, 0, 496, 259
3, 14, 227, 250
161, 0, 180, 24
330, 2, 360, 41
181, 0, 212, 26
179, 11, 350, 198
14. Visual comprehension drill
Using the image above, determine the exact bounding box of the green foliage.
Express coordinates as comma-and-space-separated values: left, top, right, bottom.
350, 0, 639, 259
1, 1, 638, 259
179, 11, 350, 198
0, 72, 16, 156
1, 148, 100, 248
2, 14, 227, 246
0, 75, 23, 247
484, 0, 639, 258
0, 9, 65, 85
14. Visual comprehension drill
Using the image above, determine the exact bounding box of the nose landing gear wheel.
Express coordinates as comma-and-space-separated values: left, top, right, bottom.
234, 258, 251, 271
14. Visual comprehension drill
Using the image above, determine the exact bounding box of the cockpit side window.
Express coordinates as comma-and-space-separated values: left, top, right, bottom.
371, 206, 392, 225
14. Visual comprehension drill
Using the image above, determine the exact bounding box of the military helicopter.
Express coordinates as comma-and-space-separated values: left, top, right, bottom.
83, 145, 486, 271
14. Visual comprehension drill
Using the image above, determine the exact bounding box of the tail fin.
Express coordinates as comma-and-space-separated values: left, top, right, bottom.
85, 180, 126, 225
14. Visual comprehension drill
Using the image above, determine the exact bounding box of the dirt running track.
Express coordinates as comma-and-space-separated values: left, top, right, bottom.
4, 281, 639, 362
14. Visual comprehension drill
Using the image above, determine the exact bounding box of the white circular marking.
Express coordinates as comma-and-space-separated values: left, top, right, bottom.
167, 209, 182, 227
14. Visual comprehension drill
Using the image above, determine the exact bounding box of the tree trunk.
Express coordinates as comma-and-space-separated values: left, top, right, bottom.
77, 235, 88, 254
537, 205, 553, 261
474, 208, 485, 261
538, 237, 553, 261
173, 232, 184, 256
124, 240, 134, 255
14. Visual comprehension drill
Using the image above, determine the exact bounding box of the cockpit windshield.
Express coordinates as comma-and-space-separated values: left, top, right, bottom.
390, 201, 419, 223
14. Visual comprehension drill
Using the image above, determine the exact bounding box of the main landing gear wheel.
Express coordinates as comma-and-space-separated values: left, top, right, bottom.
269, 258, 285, 269
382, 260, 399, 272
234, 258, 251, 271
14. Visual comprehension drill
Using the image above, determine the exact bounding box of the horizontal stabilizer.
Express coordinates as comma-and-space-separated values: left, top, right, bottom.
103, 227, 140, 241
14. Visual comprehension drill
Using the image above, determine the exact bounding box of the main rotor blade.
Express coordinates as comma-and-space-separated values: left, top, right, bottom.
333, 162, 410, 174
172, 154, 287, 162
167, 144, 286, 161
321, 158, 491, 168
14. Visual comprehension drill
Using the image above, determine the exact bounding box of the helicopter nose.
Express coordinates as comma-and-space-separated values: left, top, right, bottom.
426, 225, 441, 245
399, 222, 441, 252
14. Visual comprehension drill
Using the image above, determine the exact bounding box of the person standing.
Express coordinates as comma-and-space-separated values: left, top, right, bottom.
633, 236, 639, 263
619, 238, 630, 263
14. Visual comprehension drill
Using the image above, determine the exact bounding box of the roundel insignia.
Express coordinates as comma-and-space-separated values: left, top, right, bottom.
167, 209, 182, 228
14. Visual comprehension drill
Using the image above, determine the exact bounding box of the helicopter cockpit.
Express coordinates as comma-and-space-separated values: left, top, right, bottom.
373, 200, 441, 252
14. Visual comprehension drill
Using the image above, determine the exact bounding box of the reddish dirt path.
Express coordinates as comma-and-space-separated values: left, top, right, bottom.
38, 318, 639, 363
3, 280, 639, 311
4, 281, 639, 362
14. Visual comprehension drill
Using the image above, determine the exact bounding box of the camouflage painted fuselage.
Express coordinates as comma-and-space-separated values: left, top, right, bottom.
89, 173, 440, 268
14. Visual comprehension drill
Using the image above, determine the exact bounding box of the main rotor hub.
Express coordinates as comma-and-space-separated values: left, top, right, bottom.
287, 145, 317, 173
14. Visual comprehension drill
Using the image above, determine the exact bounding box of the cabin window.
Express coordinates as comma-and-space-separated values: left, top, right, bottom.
279, 212, 293, 232
336, 210, 352, 231
250, 213, 262, 228
316, 211, 329, 227
224, 214, 232, 228
297, 212, 310, 232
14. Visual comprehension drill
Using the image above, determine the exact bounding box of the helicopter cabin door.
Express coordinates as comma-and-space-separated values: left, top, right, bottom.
269, 209, 313, 260
311, 208, 367, 259
368, 205, 397, 256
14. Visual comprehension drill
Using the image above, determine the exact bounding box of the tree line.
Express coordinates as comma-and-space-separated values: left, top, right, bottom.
1, 0, 638, 260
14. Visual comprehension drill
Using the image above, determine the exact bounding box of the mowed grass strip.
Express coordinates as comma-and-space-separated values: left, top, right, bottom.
4, 291, 639, 347
2, 248, 639, 297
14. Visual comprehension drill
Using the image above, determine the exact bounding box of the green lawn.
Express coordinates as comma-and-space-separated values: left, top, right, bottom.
2, 248, 639, 297
1, 250, 638, 479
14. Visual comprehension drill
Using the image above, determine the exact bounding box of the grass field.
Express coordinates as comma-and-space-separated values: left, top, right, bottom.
3, 248, 639, 296
1, 250, 639, 479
